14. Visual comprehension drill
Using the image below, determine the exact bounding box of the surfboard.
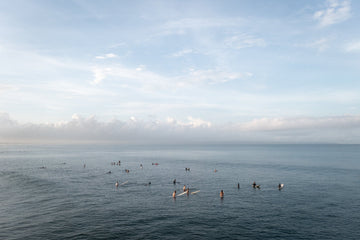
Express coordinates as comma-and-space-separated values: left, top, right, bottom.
191, 190, 200, 194
177, 191, 187, 196
120, 181, 128, 186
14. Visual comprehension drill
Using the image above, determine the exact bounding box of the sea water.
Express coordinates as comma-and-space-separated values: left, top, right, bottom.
0, 144, 359, 240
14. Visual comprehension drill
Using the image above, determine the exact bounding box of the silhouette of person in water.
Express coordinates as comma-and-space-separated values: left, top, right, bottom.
237, 183, 240, 189
220, 190, 224, 198
173, 179, 176, 184
172, 190, 176, 198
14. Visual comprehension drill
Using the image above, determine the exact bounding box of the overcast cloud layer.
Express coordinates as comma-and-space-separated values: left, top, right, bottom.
0, 0, 360, 144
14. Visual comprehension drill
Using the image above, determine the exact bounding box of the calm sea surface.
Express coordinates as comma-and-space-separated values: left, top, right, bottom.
0, 144, 359, 239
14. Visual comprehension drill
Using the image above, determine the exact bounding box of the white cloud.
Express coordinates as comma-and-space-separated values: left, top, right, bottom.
91, 63, 249, 88
345, 41, 360, 52
167, 116, 211, 128
224, 34, 266, 49
314, 0, 351, 27
95, 53, 118, 59
308, 38, 329, 51
1, 113, 360, 144
162, 17, 244, 32
182, 68, 248, 85
91, 67, 108, 85
172, 49, 194, 57
294, 38, 329, 52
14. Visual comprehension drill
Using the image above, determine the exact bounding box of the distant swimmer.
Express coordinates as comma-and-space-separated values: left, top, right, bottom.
183, 185, 187, 192
125, 169, 130, 173
214, 169, 217, 173
252, 181, 256, 188
237, 183, 240, 189
186, 188, 190, 195
140, 164, 143, 168
220, 190, 224, 198
172, 190, 176, 198
173, 179, 176, 184
278, 183, 284, 190
115, 181, 119, 187
107, 171, 112, 174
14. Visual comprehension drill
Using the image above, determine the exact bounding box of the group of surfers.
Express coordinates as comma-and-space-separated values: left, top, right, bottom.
172, 182, 284, 199
111, 162, 284, 198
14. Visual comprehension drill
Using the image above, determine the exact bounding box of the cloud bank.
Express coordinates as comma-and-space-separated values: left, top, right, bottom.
1, 113, 360, 144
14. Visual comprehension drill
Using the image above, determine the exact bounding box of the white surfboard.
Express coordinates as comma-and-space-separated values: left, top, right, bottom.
191, 190, 200, 194
177, 191, 188, 196
120, 181, 128, 186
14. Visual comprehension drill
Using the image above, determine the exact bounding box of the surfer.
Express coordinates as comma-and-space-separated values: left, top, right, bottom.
115, 181, 119, 187
278, 183, 283, 190
237, 183, 240, 189
107, 171, 112, 174
252, 181, 256, 188
214, 169, 217, 173
172, 190, 176, 198
186, 188, 190, 195
220, 190, 224, 198
140, 164, 143, 168
173, 179, 176, 184
183, 185, 186, 191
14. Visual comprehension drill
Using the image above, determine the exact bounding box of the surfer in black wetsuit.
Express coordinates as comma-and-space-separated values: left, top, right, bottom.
252, 181, 256, 188
237, 183, 240, 189
173, 179, 176, 184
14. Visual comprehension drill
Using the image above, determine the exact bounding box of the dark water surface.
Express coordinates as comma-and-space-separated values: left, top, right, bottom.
0, 144, 359, 239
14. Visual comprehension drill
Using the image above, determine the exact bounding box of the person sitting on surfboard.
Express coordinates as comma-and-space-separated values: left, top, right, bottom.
220, 190, 224, 198
172, 190, 176, 198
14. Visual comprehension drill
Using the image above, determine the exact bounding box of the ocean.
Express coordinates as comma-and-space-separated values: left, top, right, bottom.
0, 144, 359, 239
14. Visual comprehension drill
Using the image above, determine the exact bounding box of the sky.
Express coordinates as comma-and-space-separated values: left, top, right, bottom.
1, 0, 360, 144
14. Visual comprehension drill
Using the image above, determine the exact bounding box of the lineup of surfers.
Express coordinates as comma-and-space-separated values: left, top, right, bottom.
109, 162, 285, 197
171, 183, 284, 199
